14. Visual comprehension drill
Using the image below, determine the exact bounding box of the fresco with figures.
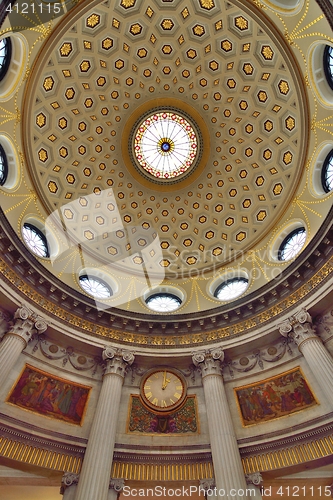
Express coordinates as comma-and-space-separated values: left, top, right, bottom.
7, 364, 91, 425
128, 395, 198, 434
235, 367, 317, 427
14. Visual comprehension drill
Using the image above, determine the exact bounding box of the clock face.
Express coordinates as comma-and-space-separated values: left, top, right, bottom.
141, 369, 186, 412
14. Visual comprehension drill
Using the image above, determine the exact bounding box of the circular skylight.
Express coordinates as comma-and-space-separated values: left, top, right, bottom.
324, 45, 333, 90
22, 223, 49, 258
214, 278, 249, 301
0, 38, 11, 82
133, 110, 199, 181
0, 144, 8, 186
322, 149, 333, 193
278, 227, 306, 261
146, 293, 182, 312
79, 275, 112, 299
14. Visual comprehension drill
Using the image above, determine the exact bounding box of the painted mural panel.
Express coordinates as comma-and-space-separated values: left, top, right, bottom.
127, 395, 198, 434
7, 364, 91, 425
234, 367, 317, 427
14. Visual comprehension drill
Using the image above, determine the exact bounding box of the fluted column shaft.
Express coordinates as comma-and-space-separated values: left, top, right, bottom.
280, 309, 333, 406
193, 349, 248, 500
74, 349, 134, 500
108, 488, 118, 500
0, 306, 47, 381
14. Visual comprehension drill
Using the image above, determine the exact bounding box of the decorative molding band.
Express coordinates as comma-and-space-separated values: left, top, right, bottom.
0, 255, 332, 348
316, 0, 333, 30
1, 424, 333, 476
0, 434, 82, 473
241, 434, 333, 474
111, 461, 214, 482
0, 209, 332, 347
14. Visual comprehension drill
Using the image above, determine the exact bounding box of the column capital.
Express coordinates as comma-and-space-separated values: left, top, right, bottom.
60, 472, 79, 494
0, 308, 11, 322
109, 478, 125, 492
102, 347, 135, 377
279, 308, 318, 351
245, 472, 263, 486
199, 478, 216, 493
7, 306, 48, 345
192, 347, 224, 377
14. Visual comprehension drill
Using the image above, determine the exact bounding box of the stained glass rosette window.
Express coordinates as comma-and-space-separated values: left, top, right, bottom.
0, 38, 11, 82
278, 228, 306, 261
322, 150, 333, 193
324, 45, 333, 91
146, 293, 182, 312
133, 111, 198, 180
79, 275, 112, 299
22, 223, 49, 258
214, 278, 249, 301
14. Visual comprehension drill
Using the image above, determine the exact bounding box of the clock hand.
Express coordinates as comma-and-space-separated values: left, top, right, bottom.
163, 377, 171, 389
162, 371, 167, 390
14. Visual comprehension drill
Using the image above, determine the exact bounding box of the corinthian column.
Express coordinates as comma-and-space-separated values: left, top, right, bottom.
279, 309, 333, 406
0, 306, 47, 380
193, 348, 248, 500
74, 348, 134, 500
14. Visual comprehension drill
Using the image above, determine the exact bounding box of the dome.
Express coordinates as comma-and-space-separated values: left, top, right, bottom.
0, 1, 333, 498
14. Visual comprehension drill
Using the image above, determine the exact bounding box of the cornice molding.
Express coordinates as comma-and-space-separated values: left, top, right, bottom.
0, 208, 332, 347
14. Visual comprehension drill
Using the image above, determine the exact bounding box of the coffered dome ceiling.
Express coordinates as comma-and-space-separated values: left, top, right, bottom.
0, 0, 332, 334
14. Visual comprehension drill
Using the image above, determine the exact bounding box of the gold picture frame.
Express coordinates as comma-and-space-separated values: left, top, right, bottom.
234, 366, 318, 427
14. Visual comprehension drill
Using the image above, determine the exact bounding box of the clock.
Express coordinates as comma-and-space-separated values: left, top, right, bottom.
140, 368, 186, 413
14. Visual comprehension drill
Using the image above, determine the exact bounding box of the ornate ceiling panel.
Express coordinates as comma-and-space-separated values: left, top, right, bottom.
0, 0, 332, 319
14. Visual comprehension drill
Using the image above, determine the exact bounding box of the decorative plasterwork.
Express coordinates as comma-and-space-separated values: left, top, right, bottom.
24, 0, 307, 279
0, 0, 332, 318
1, 414, 333, 476
0, 215, 332, 347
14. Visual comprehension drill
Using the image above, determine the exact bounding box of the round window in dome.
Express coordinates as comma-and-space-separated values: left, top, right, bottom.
278, 227, 306, 261
132, 109, 200, 182
321, 149, 333, 193
22, 223, 49, 258
0, 144, 8, 185
214, 277, 249, 301
79, 275, 113, 299
0, 38, 12, 82
324, 45, 333, 91
146, 293, 182, 312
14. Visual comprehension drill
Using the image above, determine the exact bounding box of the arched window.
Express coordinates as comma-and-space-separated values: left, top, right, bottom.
22, 223, 49, 258
0, 38, 12, 82
321, 149, 333, 193
278, 227, 306, 261
214, 277, 248, 301
323, 45, 333, 91
146, 293, 182, 312
79, 274, 112, 298
0, 144, 8, 185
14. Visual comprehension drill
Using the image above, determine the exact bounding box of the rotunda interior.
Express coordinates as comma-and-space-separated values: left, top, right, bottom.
0, 0, 333, 499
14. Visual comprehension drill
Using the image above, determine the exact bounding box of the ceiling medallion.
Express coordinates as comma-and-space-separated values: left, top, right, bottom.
130, 108, 202, 184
